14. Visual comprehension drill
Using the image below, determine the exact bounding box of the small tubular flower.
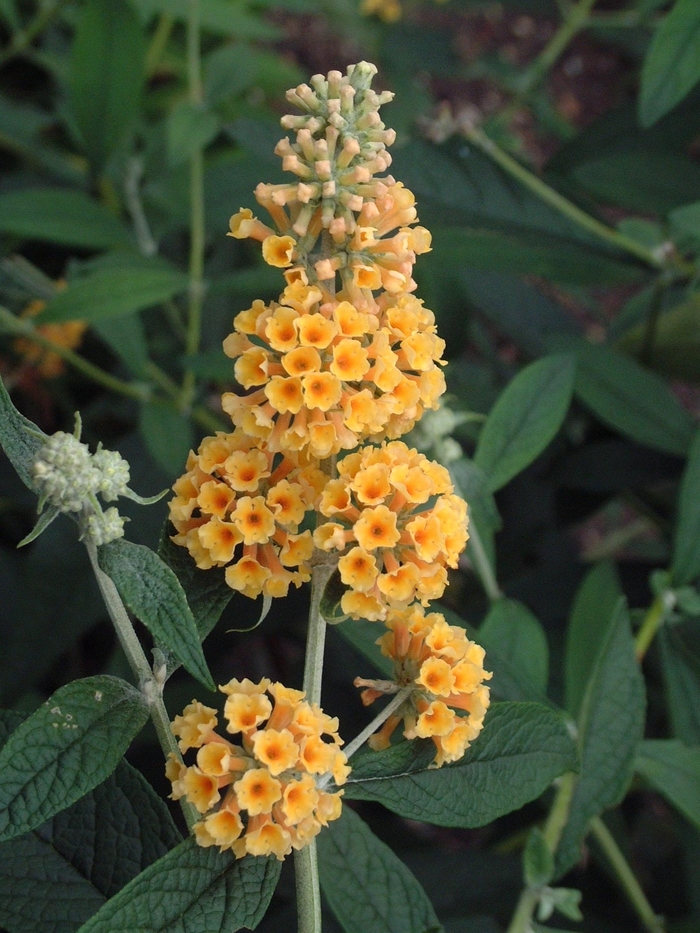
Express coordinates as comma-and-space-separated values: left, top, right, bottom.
168, 680, 348, 859
313, 441, 469, 619
354, 605, 492, 767
168, 429, 323, 600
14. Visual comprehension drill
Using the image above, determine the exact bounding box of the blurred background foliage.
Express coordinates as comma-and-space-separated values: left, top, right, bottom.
1, 0, 700, 930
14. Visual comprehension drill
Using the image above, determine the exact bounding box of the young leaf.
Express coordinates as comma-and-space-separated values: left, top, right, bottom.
474, 354, 576, 492
74, 836, 280, 933
0, 375, 48, 492
523, 827, 555, 888
139, 402, 194, 478
479, 599, 549, 698
659, 626, 700, 745
635, 739, 700, 831
574, 342, 694, 457
0, 189, 131, 249
38, 266, 188, 324
564, 562, 622, 719
167, 102, 220, 166
69, 0, 146, 171
639, 0, 700, 128
672, 428, 700, 585
555, 601, 645, 877
0, 676, 149, 841
318, 807, 443, 933
98, 539, 215, 690
344, 702, 577, 827
158, 525, 233, 640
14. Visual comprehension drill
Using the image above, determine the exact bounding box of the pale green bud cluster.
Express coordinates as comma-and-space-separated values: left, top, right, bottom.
92, 448, 131, 501
85, 507, 126, 547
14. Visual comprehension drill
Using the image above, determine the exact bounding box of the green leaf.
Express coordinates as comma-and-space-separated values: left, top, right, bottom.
139, 402, 194, 477
75, 836, 280, 933
639, 0, 700, 127
69, 0, 146, 170
93, 314, 149, 376
98, 539, 214, 690
523, 827, 555, 888
556, 601, 646, 877
669, 200, 700, 240
318, 807, 443, 933
636, 739, 700, 831
672, 429, 700, 584
320, 569, 350, 625
0, 375, 47, 492
204, 42, 261, 105
17, 505, 61, 547
616, 292, 700, 384
564, 562, 622, 719
133, 0, 281, 39
0, 189, 131, 249
659, 625, 700, 745
0, 0, 20, 30
345, 702, 577, 827
474, 354, 576, 492
0, 676, 149, 841
479, 599, 549, 698
158, 524, 233, 640
574, 341, 695, 457
335, 618, 392, 677
0, 712, 181, 933
38, 266, 188, 324
167, 102, 221, 167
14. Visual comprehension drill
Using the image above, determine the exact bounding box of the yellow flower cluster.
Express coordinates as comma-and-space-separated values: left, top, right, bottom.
167, 679, 348, 860
313, 441, 468, 620
355, 605, 492, 767
169, 429, 326, 598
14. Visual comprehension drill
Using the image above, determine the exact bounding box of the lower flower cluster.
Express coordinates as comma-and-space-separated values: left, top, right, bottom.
167, 679, 348, 859
355, 604, 492, 767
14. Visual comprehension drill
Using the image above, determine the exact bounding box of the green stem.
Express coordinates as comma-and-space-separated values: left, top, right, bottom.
521, 0, 599, 96
0, 305, 150, 402
145, 12, 175, 77
181, 0, 206, 410
589, 817, 665, 933
467, 508, 503, 601
85, 538, 198, 831
507, 772, 576, 933
635, 594, 667, 661
0, 0, 70, 68
459, 125, 688, 274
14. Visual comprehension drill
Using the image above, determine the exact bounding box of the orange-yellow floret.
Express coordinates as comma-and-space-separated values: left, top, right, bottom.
167, 680, 347, 860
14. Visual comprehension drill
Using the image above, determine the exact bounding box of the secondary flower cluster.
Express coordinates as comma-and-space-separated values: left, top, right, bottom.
167, 679, 348, 859
169, 429, 325, 598
314, 441, 468, 620
13, 287, 87, 380
355, 605, 492, 766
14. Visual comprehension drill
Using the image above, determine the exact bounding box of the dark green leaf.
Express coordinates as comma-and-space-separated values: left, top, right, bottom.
345, 702, 577, 827
574, 341, 694, 457
0, 190, 130, 249
617, 292, 700, 384
0, 676, 149, 841
659, 625, 700, 744
320, 569, 350, 625
158, 524, 233, 640
0, 375, 47, 492
204, 43, 261, 104
75, 836, 280, 933
134, 0, 281, 39
479, 599, 549, 698
336, 618, 392, 677
69, 0, 146, 170
636, 739, 700, 830
474, 354, 576, 492
318, 807, 443, 933
39, 267, 188, 324
669, 200, 700, 239
556, 601, 646, 876
672, 429, 700, 584
98, 539, 214, 690
564, 562, 622, 719
138, 402, 194, 477
93, 314, 149, 376
524, 827, 554, 887
639, 0, 700, 127
167, 102, 220, 167
0, 0, 19, 30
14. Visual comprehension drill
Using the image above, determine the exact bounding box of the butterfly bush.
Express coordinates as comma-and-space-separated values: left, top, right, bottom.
167, 62, 491, 857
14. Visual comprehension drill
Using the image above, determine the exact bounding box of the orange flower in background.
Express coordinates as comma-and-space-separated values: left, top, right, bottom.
354, 604, 492, 766
313, 441, 469, 620
13, 286, 87, 379
167, 679, 348, 859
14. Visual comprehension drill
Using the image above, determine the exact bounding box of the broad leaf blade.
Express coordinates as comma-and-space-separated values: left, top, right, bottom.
0, 676, 149, 841
639, 0, 700, 128
672, 428, 700, 585
75, 836, 280, 933
0, 376, 47, 492
474, 354, 575, 492
555, 601, 645, 876
635, 739, 700, 831
318, 807, 443, 933
479, 599, 549, 699
345, 702, 576, 827
98, 539, 214, 690
0, 190, 131, 249
139, 402, 194, 478
659, 625, 700, 745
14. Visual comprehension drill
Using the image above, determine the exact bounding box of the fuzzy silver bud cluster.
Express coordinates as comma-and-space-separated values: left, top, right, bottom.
32, 432, 102, 513
85, 507, 126, 546
92, 448, 131, 501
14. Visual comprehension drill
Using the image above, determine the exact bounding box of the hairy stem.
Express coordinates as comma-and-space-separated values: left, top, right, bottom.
590, 817, 665, 933
343, 686, 413, 762
85, 539, 198, 830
